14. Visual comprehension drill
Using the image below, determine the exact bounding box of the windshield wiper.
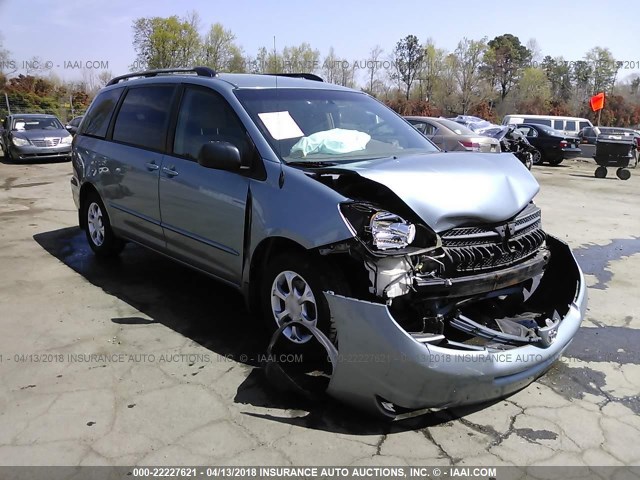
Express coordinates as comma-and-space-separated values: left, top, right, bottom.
286, 160, 338, 167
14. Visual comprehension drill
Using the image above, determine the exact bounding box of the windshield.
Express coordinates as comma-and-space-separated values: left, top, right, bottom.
235, 89, 439, 163
12, 117, 64, 131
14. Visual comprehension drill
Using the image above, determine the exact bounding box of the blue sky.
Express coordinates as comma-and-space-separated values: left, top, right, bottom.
1, 0, 639, 81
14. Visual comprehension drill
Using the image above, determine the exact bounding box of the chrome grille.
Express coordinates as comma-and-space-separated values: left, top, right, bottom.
31, 138, 60, 147
440, 204, 545, 274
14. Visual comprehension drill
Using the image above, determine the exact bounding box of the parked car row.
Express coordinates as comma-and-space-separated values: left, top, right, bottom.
405, 114, 583, 168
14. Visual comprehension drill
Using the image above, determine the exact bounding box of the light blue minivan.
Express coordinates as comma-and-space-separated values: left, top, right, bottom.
71, 68, 586, 418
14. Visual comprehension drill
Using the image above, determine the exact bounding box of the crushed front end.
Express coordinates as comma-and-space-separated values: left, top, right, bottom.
267, 162, 586, 418
323, 198, 585, 418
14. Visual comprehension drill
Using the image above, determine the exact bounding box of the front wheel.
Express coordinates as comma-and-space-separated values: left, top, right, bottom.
4, 146, 13, 162
82, 192, 125, 257
594, 166, 607, 178
261, 253, 343, 346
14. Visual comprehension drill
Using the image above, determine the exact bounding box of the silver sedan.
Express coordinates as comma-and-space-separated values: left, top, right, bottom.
406, 116, 501, 153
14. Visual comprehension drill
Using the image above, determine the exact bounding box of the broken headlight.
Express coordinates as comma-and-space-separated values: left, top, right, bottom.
369, 211, 416, 250
340, 202, 416, 251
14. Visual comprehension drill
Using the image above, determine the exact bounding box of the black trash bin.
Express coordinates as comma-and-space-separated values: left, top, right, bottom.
593, 136, 635, 180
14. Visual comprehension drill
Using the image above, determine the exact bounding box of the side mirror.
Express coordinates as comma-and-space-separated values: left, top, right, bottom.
198, 141, 242, 172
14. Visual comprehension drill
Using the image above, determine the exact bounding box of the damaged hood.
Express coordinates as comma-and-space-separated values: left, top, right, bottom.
331, 152, 539, 232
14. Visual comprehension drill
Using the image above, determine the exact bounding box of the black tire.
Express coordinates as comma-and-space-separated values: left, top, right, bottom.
260, 252, 345, 347
531, 149, 542, 165
616, 168, 631, 181
82, 191, 125, 257
4, 146, 13, 162
523, 153, 533, 170
594, 166, 607, 178
548, 156, 563, 166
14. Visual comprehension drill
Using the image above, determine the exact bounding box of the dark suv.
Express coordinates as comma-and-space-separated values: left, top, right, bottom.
70, 67, 586, 418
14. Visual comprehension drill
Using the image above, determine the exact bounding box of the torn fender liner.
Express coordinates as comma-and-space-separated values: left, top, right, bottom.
264, 320, 338, 400
324, 236, 586, 419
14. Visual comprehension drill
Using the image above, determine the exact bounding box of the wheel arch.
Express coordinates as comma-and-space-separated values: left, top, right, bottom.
247, 236, 309, 314
78, 182, 100, 229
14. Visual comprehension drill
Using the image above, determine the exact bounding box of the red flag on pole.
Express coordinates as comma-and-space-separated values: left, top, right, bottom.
590, 92, 605, 111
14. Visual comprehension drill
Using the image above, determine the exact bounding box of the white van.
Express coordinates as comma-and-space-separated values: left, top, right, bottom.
502, 114, 593, 136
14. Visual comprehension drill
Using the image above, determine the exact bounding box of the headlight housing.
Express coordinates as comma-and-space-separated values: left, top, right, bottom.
340, 202, 419, 251
12, 137, 30, 146
61, 136, 72, 145
369, 211, 416, 250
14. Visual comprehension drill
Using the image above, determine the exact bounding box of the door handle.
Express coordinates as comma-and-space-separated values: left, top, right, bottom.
162, 166, 179, 177
145, 162, 159, 171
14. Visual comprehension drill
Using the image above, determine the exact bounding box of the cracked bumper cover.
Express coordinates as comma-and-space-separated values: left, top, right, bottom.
324, 235, 587, 418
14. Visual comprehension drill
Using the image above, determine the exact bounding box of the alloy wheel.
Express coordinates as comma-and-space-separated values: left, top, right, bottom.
270, 270, 318, 344
87, 202, 105, 246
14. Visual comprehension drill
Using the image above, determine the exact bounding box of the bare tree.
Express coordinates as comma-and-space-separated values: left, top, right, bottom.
365, 45, 384, 94
322, 47, 341, 84
527, 38, 542, 64
97, 70, 113, 88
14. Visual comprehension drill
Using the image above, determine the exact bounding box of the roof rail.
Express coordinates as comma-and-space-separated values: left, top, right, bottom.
263, 73, 324, 82
106, 66, 217, 86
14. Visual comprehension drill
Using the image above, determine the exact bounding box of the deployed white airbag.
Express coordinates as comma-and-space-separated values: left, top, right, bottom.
291, 128, 371, 157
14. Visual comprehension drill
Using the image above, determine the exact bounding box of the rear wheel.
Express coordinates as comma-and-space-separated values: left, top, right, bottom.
594, 166, 607, 178
548, 156, 563, 166
82, 191, 125, 257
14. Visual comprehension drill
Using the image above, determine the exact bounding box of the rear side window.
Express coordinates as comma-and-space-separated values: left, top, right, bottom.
565, 121, 576, 130
80, 88, 123, 139
553, 120, 564, 130
424, 123, 438, 135
519, 127, 536, 137
112, 86, 175, 151
410, 121, 437, 136
579, 121, 591, 130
